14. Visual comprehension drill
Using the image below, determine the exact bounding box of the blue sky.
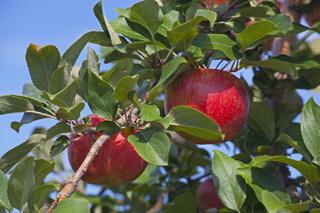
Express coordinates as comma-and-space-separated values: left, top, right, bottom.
0, 0, 319, 184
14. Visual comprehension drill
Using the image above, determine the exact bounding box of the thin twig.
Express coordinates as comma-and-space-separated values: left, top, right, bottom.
146, 193, 165, 213
47, 134, 110, 213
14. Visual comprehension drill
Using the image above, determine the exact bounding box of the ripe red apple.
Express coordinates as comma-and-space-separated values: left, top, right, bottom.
68, 115, 147, 186
165, 68, 249, 144
196, 178, 224, 210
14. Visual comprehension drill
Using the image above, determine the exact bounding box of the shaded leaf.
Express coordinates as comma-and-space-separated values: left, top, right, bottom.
34, 159, 55, 185
0, 95, 34, 115
80, 69, 117, 120
114, 75, 139, 103
55, 102, 85, 120
8, 157, 35, 210
165, 191, 197, 213
61, 31, 111, 66
148, 57, 187, 100
192, 34, 239, 60
49, 65, 72, 94
50, 136, 70, 158
248, 102, 275, 141
0, 171, 11, 211
250, 155, 320, 184
28, 183, 59, 211
0, 134, 45, 173
237, 167, 291, 213
47, 122, 71, 140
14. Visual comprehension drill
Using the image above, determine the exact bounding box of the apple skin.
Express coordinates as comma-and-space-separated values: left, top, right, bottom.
196, 178, 224, 210
165, 68, 249, 144
68, 115, 147, 186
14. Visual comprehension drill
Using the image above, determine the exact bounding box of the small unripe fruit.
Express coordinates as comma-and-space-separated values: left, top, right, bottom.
196, 178, 224, 210
165, 68, 249, 144
68, 115, 147, 186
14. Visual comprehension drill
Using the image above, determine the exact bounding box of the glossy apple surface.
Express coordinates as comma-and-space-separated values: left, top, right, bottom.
196, 178, 224, 210
68, 115, 147, 186
165, 68, 249, 144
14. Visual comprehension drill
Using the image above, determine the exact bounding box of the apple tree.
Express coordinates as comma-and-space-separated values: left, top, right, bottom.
0, 0, 320, 212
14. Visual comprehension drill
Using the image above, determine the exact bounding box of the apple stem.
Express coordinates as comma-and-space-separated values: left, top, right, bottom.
47, 134, 110, 213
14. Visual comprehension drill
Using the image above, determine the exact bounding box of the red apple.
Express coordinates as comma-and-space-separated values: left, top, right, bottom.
165, 68, 249, 144
196, 178, 224, 210
68, 115, 147, 186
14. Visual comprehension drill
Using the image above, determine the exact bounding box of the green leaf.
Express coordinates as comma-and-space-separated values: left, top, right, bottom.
165, 191, 197, 213
94, 1, 122, 46
236, 20, 278, 49
44, 81, 78, 107
55, 102, 85, 120
0, 95, 34, 115
148, 57, 187, 100
111, 17, 149, 41
268, 14, 293, 34
8, 157, 35, 210
194, 9, 217, 28
81, 69, 117, 120
249, 155, 320, 184
164, 106, 223, 142
96, 121, 120, 135
167, 16, 205, 50
192, 34, 239, 60
276, 133, 313, 164
212, 150, 246, 211
128, 127, 171, 166
0, 171, 11, 211
114, 75, 139, 103
28, 183, 59, 211
23, 83, 43, 99
26, 44, 61, 91
237, 167, 291, 213
158, 10, 179, 36
86, 48, 100, 74
130, 0, 163, 36
11, 113, 45, 133
50, 136, 70, 158
61, 31, 111, 66
34, 159, 55, 185
248, 102, 275, 141
241, 58, 298, 79
140, 104, 161, 122
53, 198, 90, 213
102, 58, 133, 87
47, 122, 71, 140
49, 65, 72, 94
0, 134, 45, 173
301, 98, 320, 165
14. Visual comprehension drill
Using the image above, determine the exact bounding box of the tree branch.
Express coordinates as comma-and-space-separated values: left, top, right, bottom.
146, 193, 165, 213
47, 134, 110, 212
